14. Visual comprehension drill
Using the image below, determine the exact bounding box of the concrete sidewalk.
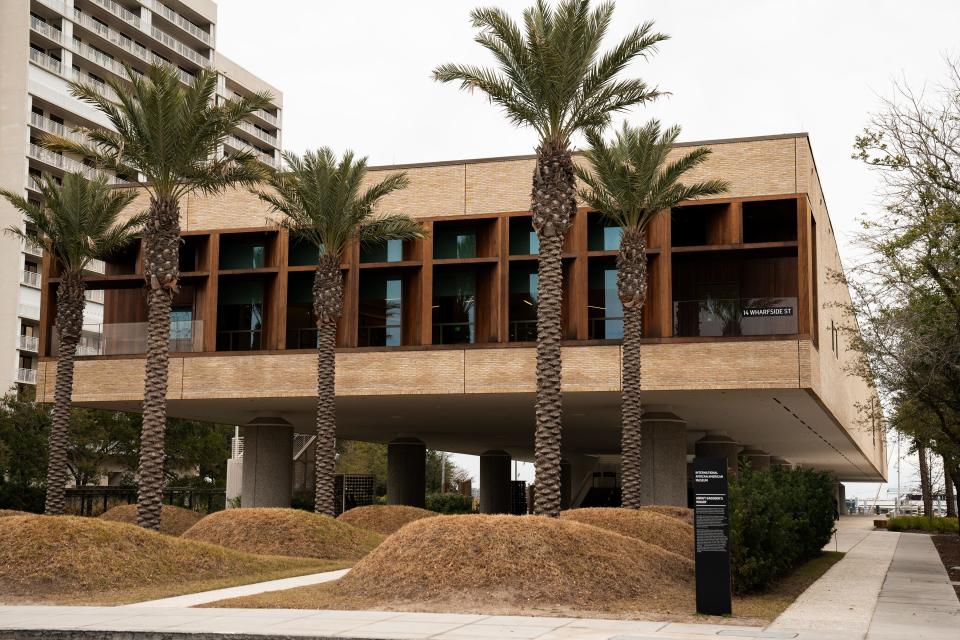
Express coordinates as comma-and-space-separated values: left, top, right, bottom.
129, 568, 350, 608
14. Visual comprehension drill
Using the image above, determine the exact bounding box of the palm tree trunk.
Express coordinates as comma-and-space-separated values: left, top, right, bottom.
531, 147, 576, 517
138, 196, 181, 530
618, 229, 647, 509
918, 442, 932, 516
45, 273, 86, 515
313, 255, 343, 517
945, 455, 957, 518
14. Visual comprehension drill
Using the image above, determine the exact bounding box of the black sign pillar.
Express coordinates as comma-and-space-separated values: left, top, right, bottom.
693, 457, 732, 616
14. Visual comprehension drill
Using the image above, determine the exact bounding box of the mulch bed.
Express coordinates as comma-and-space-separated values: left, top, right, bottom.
931, 534, 960, 599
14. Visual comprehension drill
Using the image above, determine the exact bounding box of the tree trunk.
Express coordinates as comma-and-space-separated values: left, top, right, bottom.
945, 455, 957, 518
951, 467, 960, 537
137, 196, 181, 530
530, 147, 576, 518
618, 229, 647, 509
918, 442, 932, 516
312, 255, 343, 517
44, 273, 86, 515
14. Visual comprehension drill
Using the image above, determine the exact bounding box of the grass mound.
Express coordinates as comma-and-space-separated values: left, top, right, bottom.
0, 514, 338, 604
642, 505, 694, 525
182, 508, 382, 560
0, 509, 32, 518
338, 505, 436, 535
291, 514, 694, 610
99, 504, 202, 536
560, 507, 693, 559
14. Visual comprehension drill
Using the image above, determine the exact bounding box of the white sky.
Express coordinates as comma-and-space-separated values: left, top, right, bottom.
216, 0, 960, 497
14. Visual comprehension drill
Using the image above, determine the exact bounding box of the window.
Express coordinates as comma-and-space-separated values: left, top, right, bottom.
219, 233, 269, 269
170, 306, 193, 351
433, 269, 476, 344
588, 259, 623, 339
509, 217, 539, 255
434, 222, 477, 259
360, 240, 404, 263
217, 278, 264, 351
588, 215, 622, 251
358, 272, 403, 346
508, 264, 538, 341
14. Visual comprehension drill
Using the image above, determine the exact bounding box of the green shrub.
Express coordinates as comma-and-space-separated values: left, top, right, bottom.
0, 484, 45, 513
729, 467, 835, 594
425, 492, 473, 514
887, 516, 958, 534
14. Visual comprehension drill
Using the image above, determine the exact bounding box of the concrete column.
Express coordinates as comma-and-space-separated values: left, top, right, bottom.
695, 433, 743, 478
739, 448, 772, 472
480, 450, 512, 514
241, 419, 293, 508
387, 438, 425, 508
638, 411, 688, 507
838, 483, 847, 516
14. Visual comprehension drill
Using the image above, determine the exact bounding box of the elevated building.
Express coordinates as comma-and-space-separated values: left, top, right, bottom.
34, 133, 886, 509
0, 0, 282, 394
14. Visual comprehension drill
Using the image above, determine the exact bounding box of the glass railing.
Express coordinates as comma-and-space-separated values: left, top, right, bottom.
508, 319, 537, 342
30, 16, 63, 43
37, 0, 66, 14
150, 26, 211, 67
89, 0, 141, 29
30, 112, 87, 144
53, 321, 203, 356
149, 1, 213, 46
216, 329, 262, 352
86, 259, 106, 274
16, 368, 38, 385
23, 240, 44, 256
73, 39, 128, 77
85, 289, 105, 303
29, 48, 62, 74
432, 322, 475, 345
235, 120, 278, 145
358, 324, 402, 347
673, 297, 798, 337
287, 328, 318, 350
223, 136, 277, 166
73, 9, 150, 62
18, 335, 39, 352
589, 316, 624, 340
21, 271, 40, 287
18, 304, 40, 320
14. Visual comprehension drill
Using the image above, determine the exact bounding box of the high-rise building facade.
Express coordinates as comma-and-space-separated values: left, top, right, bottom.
0, 0, 283, 394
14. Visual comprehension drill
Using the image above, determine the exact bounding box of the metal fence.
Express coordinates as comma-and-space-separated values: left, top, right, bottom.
333, 474, 375, 516
65, 486, 226, 517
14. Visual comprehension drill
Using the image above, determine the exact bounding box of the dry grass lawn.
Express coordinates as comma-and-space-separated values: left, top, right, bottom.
560, 508, 693, 559
0, 509, 32, 518
182, 508, 383, 560
338, 505, 436, 535
0, 514, 346, 605
99, 504, 201, 536
211, 514, 695, 616
641, 505, 694, 525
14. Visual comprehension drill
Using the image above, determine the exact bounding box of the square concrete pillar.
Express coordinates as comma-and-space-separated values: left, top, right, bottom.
387, 438, 426, 508
241, 420, 293, 508
637, 412, 688, 507
480, 450, 512, 514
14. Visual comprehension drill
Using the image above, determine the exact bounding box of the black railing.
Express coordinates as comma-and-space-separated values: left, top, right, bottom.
508, 319, 537, 342
216, 329, 262, 351
65, 486, 226, 516
287, 327, 319, 349
432, 322, 474, 345
589, 316, 624, 339
358, 324, 402, 347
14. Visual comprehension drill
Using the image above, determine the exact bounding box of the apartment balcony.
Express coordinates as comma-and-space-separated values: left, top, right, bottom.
150, 26, 211, 68
30, 16, 63, 44
29, 48, 63, 75
148, 1, 213, 47
21, 271, 41, 288
73, 39, 129, 78
84, 289, 105, 304
235, 120, 278, 147
224, 135, 277, 167
52, 321, 204, 356
223, 91, 279, 127
16, 368, 38, 385
18, 335, 39, 353
37, 0, 66, 15
73, 9, 150, 63
28, 143, 129, 185
86, 259, 106, 274
30, 112, 87, 145
88, 0, 141, 30
23, 239, 44, 257
67, 68, 122, 103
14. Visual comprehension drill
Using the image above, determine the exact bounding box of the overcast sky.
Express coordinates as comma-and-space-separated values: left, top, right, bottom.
217, 0, 960, 499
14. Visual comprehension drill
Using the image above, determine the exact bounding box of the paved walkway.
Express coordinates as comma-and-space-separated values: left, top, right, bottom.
130, 568, 350, 608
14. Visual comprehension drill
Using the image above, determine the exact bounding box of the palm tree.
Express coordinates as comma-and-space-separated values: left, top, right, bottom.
1, 173, 143, 515
42, 63, 273, 530
576, 121, 728, 508
257, 149, 423, 516
434, 0, 667, 516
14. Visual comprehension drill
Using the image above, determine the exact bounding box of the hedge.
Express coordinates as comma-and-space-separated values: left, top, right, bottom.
887, 516, 958, 534
729, 466, 835, 593
425, 492, 474, 513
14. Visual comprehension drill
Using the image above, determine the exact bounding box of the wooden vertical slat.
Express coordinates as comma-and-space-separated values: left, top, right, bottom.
729, 202, 743, 244
796, 197, 811, 336
203, 232, 220, 352
419, 220, 434, 346
570, 209, 589, 340
338, 241, 360, 348
498, 215, 509, 342
272, 229, 289, 350
656, 209, 673, 338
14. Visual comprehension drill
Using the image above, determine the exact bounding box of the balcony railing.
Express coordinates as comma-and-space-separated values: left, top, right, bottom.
673, 297, 799, 338
29, 48, 62, 74
85, 289, 105, 303
16, 368, 38, 385
30, 112, 87, 145
73, 9, 150, 62
18, 335, 39, 352
432, 322, 475, 345
23, 239, 44, 257
37, 0, 66, 14
53, 321, 203, 356
358, 324, 402, 348
508, 319, 537, 342
68, 68, 122, 103
30, 16, 63, 43
150, 26, 210, 67
216, 329, 262, 352
235, 120, 278, 146
149, 1, 213, 46
73, 39, 129, 77
86, 259, 106, 274
223, 135, 277, 166
588, 316, 624, 340
89, 0, 141, 29
21, 271, 41, 288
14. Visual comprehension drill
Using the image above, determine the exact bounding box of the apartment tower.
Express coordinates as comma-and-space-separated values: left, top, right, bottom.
0, 0, 282, 394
